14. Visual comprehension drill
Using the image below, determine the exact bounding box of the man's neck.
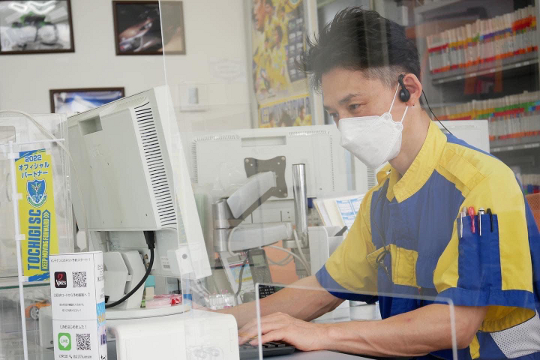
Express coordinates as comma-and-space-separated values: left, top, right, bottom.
389, 110, 432, 176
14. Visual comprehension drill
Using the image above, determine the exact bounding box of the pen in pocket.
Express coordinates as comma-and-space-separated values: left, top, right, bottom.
468, 207, 476, 234
460, 207, 467, 238
478, 208, 485, 236
487, 208, 493, 232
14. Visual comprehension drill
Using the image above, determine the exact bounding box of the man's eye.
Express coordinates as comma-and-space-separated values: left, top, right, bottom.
349, 104, 361, 111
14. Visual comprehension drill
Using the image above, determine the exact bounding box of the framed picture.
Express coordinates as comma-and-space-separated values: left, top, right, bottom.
112, 1, 186, 56
49, 88, 125, 115
0, 0, 75, 55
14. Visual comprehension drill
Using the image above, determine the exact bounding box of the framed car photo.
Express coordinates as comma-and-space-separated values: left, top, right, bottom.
0, 0, 75, 54
112, 1, 186, 56
49, 88, 125, 115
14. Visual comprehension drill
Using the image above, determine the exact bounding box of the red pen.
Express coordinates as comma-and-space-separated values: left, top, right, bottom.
468, 207, 475, 233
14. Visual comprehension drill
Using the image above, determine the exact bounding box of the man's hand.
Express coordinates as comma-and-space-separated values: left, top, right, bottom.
237, 304, 488, 357
238, 312, 329, 352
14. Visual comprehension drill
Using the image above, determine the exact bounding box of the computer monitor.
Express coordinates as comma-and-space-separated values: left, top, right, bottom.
190, 125, 375, 224
437, 120, 490, 153
68, 86, 211, 310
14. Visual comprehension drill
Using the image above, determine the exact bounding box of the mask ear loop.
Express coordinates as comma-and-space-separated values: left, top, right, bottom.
389, 85, 409, 128
400, 106, 409, 123
394, 106, 409, 132
388, 85, 400, 113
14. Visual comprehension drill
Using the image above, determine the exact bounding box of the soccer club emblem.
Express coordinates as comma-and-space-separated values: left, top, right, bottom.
27, 179, 47, 207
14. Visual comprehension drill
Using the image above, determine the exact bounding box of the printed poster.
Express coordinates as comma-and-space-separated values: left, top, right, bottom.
15, 149, 58, 282
259, 93, 312, 128
251, 0, 312, 127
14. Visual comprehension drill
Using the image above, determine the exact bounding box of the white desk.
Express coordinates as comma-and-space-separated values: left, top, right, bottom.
6, 347, 370, 360
282, 350, 372, 359
23, 305, 380, 360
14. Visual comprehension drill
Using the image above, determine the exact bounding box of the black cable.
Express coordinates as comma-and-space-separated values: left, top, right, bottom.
235, 250, 250, 304
105, 231, 155, 309
422, 90, 453, 136
371, 182, 393, 282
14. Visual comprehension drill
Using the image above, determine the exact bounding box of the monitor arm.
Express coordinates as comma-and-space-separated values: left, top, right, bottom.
214, 171, 277, 227
212, 158, 292, 253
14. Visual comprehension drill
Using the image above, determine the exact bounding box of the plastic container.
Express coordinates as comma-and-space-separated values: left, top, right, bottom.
145, 294, 182, 308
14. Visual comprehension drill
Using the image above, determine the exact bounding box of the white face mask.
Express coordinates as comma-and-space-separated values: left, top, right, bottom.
338, 85, 409, 169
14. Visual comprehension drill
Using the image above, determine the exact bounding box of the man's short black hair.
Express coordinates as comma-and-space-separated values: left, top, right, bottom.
300, 8, 421, 89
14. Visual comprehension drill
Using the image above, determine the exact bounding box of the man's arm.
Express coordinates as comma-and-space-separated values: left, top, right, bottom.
239, 304, 487, 357
324, 304, 488, 356
219, 275, 344, 328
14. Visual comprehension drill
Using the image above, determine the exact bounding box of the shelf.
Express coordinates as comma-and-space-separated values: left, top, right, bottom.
0, 277, 49, 290
432, 52, 539, 85
414, 0, 464, 14
490, 136, 540, 153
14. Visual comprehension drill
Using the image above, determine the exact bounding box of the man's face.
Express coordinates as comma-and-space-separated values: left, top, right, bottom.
264, 1, 274, 17
322, 67, 402, 127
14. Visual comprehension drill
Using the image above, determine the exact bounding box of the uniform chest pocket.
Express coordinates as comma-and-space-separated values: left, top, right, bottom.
457, 213, 501, 291
366, 245, 420, 288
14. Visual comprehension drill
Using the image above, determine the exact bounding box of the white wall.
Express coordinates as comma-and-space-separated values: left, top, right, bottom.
0, 0, 252, 130
162, 0, 252, 132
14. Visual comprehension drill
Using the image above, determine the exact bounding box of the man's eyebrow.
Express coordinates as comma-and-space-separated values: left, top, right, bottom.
338, 93, 362, 105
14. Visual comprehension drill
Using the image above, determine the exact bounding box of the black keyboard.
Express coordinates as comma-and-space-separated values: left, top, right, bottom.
239, 341, 296, 359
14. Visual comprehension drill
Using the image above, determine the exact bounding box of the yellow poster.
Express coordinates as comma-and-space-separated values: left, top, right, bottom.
15, 149, 58, 282
251, 0, 311, 127
259, 93, 312, 128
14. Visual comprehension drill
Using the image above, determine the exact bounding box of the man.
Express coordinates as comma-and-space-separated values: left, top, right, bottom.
293, 105, 312, 126
269, 25, 288, 90
226, 8, 540, 359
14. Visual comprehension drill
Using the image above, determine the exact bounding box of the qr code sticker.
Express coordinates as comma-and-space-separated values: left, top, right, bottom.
76, 333, 91, 351
73, 271, 87, 288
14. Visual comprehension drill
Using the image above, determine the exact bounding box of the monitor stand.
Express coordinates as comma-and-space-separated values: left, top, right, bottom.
106, 303, 190, 320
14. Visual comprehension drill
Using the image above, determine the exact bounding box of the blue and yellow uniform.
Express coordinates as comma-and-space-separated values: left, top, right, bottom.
316, 122, 540, 359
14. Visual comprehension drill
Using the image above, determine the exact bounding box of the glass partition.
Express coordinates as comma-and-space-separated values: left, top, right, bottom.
254, 284, 458, 359
162, 1, 540, 360
1, 0, 539, 359
0, 113, 72, 360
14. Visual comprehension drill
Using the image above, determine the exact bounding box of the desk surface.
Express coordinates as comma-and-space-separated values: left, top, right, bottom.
281, 350, 372, 359
7, 348, 369, 360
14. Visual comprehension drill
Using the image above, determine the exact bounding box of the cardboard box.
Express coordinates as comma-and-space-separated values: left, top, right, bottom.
49, 252, 107, 359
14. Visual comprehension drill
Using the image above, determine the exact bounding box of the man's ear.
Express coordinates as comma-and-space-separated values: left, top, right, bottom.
402, 74, 422, 107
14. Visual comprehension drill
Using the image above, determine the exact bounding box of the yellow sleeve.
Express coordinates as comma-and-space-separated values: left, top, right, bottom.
434, 168, 536, 332
315, 191, 378, 300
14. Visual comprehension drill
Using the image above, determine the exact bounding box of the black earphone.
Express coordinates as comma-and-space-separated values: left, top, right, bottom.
397, 74, 410, 102
398, 74, 454, 135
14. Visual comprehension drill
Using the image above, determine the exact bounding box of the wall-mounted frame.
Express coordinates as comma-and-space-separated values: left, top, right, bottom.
0, 0, 75, 55
112, 1, 186, 56
49, 88, 125, 115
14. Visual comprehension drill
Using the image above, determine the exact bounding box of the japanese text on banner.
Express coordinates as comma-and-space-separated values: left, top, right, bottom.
15, 149, 59, 281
